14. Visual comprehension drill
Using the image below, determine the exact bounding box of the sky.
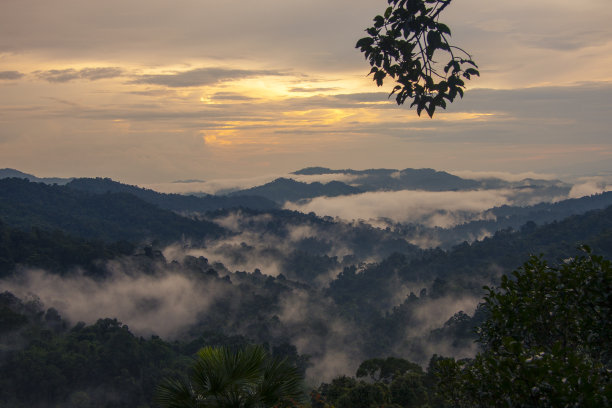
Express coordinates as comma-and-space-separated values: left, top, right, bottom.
1, 0, 611, 185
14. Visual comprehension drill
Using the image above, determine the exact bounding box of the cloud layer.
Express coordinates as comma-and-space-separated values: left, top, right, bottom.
0, 0, 610, 183
285, 189, 511, 228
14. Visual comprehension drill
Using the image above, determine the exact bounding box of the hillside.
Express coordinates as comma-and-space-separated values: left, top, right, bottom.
228, 177, 363, 203
0, 178, 225, 244
292, 167, 570, 194
0, 168, 73, 185
67, 177, 279, 212
396, 191, 612, 248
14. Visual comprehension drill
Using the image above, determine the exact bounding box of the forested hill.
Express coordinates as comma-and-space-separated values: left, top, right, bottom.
228, 177, 362, 203
291, 167, 570, 193
0, 168, 73, 185
0, 178, 225, 243
67, 177, 278, 212
294, 167, 482, 191
336, 203, 612, 309
402, 191, 612, 248
322, 202, 612, 307
0, 220, 135, 278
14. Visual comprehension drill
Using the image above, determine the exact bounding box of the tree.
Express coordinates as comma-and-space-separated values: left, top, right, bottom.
435, 248, 612, 407
356, 357, 422, 384
155, 345, 304, 408
315, 358, 432, 408
356, 0, 478, 117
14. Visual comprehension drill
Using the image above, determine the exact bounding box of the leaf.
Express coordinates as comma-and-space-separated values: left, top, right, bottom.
373, 70, 387, 86
355, 37, 375, 49
425, 103, 436, 118
374, 15, 385, 28
426, 30, 441, 49
465, 68, 480, 77
437, 23, 451, 35
384, 6, 393, 19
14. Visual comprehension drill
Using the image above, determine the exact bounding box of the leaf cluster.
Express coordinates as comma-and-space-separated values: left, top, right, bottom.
435, 248, 612, 407
315, 357, 436, 408
356, 0, 479, 117
156, 345, 304, 408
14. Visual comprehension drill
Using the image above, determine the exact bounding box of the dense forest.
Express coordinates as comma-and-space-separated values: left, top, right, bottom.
0, 175, 611, 407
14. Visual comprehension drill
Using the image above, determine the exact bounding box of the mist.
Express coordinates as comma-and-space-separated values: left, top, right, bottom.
568, 178, 612, 199
284, 189, 514, 228
0, 245, 486, 383
2, 264, 229, 339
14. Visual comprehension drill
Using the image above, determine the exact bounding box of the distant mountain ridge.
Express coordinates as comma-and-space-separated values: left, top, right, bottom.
67, 177, 279, 212
292, 166, 569, 193
225, 167, 571, 203
0, 178, 225, 243
0, 169, 279, 212
293, 167, 395, 176
228, 177, 362, 203
2, 167, 574, 208
0, 168, 73, 185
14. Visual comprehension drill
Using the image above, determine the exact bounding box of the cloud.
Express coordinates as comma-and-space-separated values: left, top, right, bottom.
568, 180, 612, 199
79, 67, 124, 80
276, 288, 364, 381
449, 170, 558, 182
36, 69, 80, 83
0, 71, 24, 80
2, 266, 228, 339
130, 67, 287, 88
284, 189, 514, 228
288, 87, 338, 93
143, 173, 282, 195
276, 286, 483, 380
290, 173, 361, 185
212, 92, 258, 101
35, 67, 123, 83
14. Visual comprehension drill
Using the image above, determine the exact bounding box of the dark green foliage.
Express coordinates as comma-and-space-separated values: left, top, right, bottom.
435, 249, 612, 407
0, 219, 134, 277
357, 0, 478, 117
336, 382, 387, 408
0, 178, 225, 244
0, 315, 182, 408
0, 292, 30, 334
0, 292, 308, 408
282, 250, 338, 282
317, 357, 432, 408
389, 372, 429, 407
481, 249, 611, 361
356, 357, 423, 384
155, 345, 304, 408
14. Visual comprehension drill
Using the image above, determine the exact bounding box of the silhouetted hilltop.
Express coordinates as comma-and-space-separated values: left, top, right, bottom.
0, 178, 225, 243
228, 177, 362, 203
0, 168, 73, 185
291, 167, 569, 194
67, 177, 279, 212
